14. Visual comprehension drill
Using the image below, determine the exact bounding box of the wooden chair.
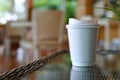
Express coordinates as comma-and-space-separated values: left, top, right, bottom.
20, 9, 65, 63
4, 22, 25, 56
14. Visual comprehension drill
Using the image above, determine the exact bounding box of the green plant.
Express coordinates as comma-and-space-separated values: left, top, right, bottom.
98, 0, 120, 20
33, 0, 61, 10
64, 53, 72, 65
65, 1, 76, 23
33, 0, 76, 23
0, 0, 12, 17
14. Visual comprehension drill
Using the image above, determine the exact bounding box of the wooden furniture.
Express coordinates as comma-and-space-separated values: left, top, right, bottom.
98, 19, 120, 50
76, 0, 94, 19
0, 24, 6, 45
18, 9, 65, 63
4, 22, 25, 55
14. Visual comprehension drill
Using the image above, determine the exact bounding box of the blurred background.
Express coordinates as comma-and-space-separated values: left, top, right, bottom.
0, 0, 120, 79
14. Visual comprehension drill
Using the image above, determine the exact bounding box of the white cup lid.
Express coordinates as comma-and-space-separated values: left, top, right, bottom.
66, 18, 99, 28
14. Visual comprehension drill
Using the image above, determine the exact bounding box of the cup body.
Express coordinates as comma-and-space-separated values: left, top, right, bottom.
66, 18, 99, 66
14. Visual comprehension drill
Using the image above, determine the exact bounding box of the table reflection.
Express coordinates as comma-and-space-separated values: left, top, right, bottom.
35, 51, 120, 80
1, 50, 120, 80
36, 64, 106, 80
70, 66, 104, 80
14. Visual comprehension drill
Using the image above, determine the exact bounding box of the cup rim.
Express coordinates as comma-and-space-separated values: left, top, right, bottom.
66, 25, 99, 29
66, 18, 99, 29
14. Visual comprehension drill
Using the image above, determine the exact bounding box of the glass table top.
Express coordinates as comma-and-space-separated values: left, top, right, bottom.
35, 50, 120, 80
0, 50, 120, 80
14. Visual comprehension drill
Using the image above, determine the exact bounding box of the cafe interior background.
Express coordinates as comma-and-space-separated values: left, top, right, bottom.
0, 0, 120, 79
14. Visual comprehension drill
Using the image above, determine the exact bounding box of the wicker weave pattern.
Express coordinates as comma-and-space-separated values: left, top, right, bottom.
0, 49, 120, 80
0, 50, 68, 80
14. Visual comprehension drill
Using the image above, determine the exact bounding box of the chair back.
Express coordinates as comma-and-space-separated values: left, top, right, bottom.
32, 9, 64, 44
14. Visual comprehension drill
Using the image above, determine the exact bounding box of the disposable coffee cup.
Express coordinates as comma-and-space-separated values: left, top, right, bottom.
66, 18, 99, 66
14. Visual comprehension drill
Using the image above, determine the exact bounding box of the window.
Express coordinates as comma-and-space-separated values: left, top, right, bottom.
0, 0, 27, 24
14, 0, 27, 20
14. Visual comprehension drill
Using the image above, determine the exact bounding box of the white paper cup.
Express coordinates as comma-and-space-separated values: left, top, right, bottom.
66, 18, 99, 66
